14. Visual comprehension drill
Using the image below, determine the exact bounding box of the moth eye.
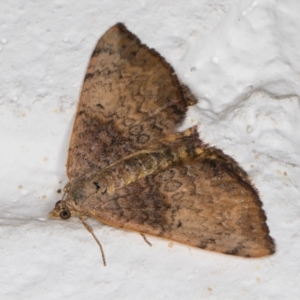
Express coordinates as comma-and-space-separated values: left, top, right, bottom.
55, 200, 62, 208
59, 210, 71, 220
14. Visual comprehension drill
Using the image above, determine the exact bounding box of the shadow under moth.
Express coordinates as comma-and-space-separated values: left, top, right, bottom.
49, 23, 275, 265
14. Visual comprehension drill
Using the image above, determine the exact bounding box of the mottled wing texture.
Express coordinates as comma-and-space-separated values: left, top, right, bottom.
82, 148, 274, 257
62, 23, 274, 258
67, 23, 191, 181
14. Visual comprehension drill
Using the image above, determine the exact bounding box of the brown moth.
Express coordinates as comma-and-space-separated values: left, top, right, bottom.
49, 23, 275, 263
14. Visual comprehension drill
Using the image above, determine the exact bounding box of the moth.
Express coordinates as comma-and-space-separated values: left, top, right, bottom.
49, 23, 275, 264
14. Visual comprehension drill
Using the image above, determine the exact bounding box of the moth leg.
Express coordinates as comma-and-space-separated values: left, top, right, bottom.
141, 233, 152, 247
79, 216, 107, 266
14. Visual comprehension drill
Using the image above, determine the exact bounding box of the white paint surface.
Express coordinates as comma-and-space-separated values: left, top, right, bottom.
1, 0, 300, 299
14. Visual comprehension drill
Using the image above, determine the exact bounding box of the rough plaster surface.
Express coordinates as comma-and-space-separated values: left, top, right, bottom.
1, 1, 300, 299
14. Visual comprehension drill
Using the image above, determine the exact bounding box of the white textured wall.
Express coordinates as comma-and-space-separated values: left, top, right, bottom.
1, 1, 300, 299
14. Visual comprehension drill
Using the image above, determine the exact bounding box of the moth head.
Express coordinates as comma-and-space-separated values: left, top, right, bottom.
48, 199, 74, 220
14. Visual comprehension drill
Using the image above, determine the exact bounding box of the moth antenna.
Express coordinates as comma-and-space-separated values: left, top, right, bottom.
63, 182, 70, 193
79, 217, 107, 266
141, 233, 152, 247
61, 191, 68, 201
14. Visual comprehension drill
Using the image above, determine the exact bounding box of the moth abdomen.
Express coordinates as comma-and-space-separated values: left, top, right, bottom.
69, 134, 203, 202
